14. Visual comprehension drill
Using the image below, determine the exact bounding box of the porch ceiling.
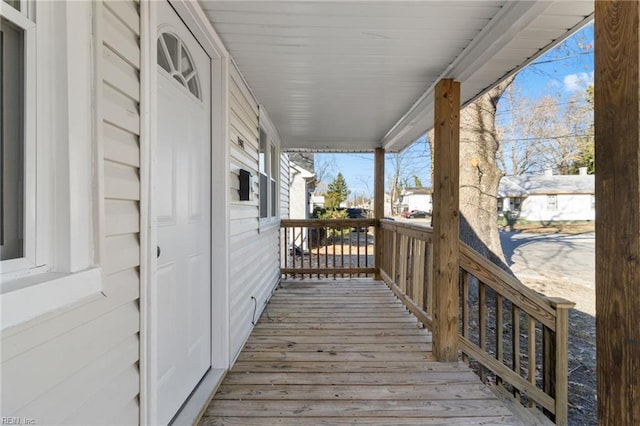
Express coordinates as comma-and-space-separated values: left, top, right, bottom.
199, 1, 593, 152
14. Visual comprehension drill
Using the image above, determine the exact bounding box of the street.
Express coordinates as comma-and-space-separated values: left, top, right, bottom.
499, 231, 595, 288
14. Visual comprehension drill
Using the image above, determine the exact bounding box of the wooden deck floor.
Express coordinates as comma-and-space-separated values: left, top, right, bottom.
199, 279, 537, 425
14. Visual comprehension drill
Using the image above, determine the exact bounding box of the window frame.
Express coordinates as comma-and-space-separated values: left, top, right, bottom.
258, 107, 280, 229
1, 3, 36, 274
0, 1, 102, 330
547, 194, 558, 211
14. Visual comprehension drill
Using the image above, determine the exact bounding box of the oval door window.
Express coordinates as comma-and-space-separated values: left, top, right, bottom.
157, 31, 201, 100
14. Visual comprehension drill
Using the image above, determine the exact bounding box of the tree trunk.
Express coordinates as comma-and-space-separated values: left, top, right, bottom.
458, 77, 514, 268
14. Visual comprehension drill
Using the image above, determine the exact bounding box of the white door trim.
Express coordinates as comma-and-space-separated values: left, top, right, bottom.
139, 1, 230, 424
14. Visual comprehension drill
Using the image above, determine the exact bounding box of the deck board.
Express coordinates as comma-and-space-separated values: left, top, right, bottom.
199, 279, 529, 425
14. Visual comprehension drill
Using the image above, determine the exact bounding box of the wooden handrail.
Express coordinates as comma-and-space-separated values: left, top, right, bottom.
377, 219, 574, 426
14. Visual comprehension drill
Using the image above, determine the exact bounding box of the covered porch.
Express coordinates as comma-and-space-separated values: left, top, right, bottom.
198, 219, 570, 425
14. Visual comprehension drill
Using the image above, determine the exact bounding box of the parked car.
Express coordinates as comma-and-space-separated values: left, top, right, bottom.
406, 210, 428, 219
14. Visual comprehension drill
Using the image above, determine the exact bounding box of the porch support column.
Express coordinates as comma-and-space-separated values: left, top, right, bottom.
595, 2, 640, 424
374, 147, 385, 280
432, 79, 461, 362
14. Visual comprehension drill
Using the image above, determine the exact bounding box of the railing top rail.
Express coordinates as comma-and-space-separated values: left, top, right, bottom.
380, 220, 433, 241
281, 218, 377, 227
460, 241, 559, 330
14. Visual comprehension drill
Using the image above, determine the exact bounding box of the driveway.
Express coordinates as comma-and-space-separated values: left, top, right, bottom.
499, 231, 595, 288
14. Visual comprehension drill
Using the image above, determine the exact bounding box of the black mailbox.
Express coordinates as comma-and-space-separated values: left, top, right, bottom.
239, 169, 253, 201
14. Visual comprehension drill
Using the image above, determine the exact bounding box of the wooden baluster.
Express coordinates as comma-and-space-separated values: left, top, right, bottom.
356, 226, 362, 278
324, 226, 329, 279
348, 225, 352, 279
528, 316, 537, 407
461, 270, 470, 365
426, 241, 434, 317
415, 240, 425, 310
292, 227, 297, 278
315, 225, 320, 279
283, 226, 288, 278
341, 226, 345, 279
392, 226, 399, 285
479, 281, 487, 383
512, 305, 521, 401
496, 293, 504, 385
548, 297, 574, 426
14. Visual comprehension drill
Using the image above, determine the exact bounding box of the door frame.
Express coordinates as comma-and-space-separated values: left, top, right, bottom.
139, 1, 231, 424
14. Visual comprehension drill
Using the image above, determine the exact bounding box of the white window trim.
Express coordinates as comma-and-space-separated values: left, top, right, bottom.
258, 107, 281, 231
0, 2, 103, 331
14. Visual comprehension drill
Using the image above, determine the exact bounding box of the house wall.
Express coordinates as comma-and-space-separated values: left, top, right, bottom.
402, 193, 433, 214
1, 2, 141, 424
520, 194, 595, 221
228, 64, 283, 361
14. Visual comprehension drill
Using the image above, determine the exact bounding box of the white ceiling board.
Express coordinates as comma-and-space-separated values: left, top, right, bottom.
198, 1, 593, 152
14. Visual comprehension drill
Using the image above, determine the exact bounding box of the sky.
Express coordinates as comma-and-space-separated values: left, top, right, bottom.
315, 23, 594, 198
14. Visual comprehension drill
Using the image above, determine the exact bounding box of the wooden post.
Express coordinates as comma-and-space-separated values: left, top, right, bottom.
548, 297, 574, 426
374, 147, 385, 280
432, 78, 461, 362
595, 2, 640, 424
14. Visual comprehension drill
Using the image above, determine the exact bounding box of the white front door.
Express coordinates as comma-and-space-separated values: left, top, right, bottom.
155, 1, 211, 423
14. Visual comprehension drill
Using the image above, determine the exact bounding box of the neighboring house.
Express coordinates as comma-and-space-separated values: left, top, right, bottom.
499, 169, 595, 222
310, 194, 325, 210
399, 187, 433, 214
288, 162, 315, 251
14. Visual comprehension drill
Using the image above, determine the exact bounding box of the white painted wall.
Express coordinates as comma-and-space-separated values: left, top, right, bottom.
519, 194, 595, 221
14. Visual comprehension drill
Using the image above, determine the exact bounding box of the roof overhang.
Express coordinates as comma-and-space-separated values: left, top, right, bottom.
200, 1, 593, 152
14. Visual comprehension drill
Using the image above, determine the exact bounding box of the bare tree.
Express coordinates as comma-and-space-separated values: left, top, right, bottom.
497, 88, 593, 176
458, 76, 515, 265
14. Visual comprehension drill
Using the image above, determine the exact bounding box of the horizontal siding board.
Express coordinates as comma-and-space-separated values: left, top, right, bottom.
62, 364, 139, 425
104, 234, 140, 275
1, 268, 139, 361
15, 336, 139, 423
2, 302, 139, 414
104, 160, 140, 201
102, 4, 140, 69
230, 109, 259, 147
104, 0, 140, 36
113, 398, 139, 426
103, 45, 140, 102
230, 86, 259, 134
230, 127, 259, 160
230, 149, 258, 174
230, 66, 259, 115
103, 122, 140, 167
103, 82, 140, 135
230, 217, 259, 236
105, 199, 140, 236
229, 204, 259, 220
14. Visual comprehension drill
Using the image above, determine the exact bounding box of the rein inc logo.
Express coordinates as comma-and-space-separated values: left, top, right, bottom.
1, 418, 35, 425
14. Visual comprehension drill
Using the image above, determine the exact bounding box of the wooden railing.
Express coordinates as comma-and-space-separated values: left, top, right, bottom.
379, 219, 574, 425
280, 219, 377, 278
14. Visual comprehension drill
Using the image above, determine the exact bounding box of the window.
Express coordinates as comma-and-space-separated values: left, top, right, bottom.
157, 31, 201, 100
591, 194, 595, 210
547, 195, 558, 211
1, 1, 102, 329
512, 197, 524, 212
1, 16, 24, 261
258, 127, 279, 221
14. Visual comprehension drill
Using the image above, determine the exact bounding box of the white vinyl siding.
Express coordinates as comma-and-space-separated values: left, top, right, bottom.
228, 64, 281, 360
1, 1, 141, 423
